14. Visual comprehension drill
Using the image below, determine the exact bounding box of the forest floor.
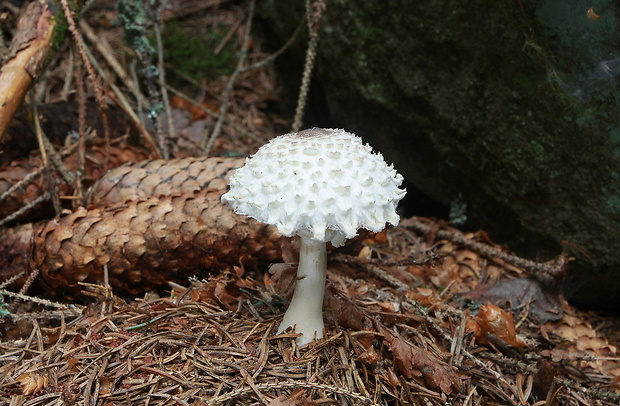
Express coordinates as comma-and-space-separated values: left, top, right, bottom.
0, 1, 619, 405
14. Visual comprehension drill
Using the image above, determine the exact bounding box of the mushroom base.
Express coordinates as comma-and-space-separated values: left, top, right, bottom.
277, 237, 327, 345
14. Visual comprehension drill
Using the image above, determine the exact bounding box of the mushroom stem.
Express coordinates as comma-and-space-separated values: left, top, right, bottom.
278, 237, 327, 345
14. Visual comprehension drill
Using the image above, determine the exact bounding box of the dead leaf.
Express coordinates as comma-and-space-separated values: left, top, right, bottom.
466, 303, 526, 348
16, 372, 48, 395
269, 262, 298, 300
381, 326, 461, 394
323, 284, 365, 330
464, 277, 563, 323
406, 287, 440, 308
191, 271, 248, 309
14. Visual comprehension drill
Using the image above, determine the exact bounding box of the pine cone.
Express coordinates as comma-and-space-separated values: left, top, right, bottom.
87, 156, 244, 207
0, 158, 54, 219
32, 189, 281, 295
0, 144, 154, 220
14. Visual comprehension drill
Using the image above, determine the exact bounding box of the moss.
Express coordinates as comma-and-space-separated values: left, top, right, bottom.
161, 22, 236, 83
50, 1, 70, 52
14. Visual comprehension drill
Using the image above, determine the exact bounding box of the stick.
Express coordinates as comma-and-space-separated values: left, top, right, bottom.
0, 1, 57, 140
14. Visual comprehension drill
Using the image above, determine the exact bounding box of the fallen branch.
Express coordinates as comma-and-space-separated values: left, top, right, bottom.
401, 217, 570, 279
0, 1, 57, 139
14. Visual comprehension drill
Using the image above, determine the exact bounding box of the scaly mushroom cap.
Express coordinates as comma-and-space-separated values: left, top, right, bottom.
221, 128, 406, 246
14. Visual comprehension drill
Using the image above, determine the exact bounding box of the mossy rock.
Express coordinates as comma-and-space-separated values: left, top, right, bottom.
258, 0, 620, 310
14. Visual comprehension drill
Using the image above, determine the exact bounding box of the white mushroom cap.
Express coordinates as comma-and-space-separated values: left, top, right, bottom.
221, 128, 406, 246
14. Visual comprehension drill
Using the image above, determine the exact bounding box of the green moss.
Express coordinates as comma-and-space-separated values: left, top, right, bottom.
161, 22, 236, 82
605, 195, 620, 218
530, 140, 547, 162
50, 1, 71, 52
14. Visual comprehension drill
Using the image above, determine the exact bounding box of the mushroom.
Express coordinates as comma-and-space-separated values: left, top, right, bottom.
221, 128, 406, 345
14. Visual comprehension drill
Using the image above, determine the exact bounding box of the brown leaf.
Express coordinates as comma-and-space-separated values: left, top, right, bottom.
464, 277, 563, 323
381, 326, 461, 394
0, 223, 33, 284
323, 284, 365, 331
16, 372, 48, 396
466, 303, 526, 348
269, 262, 299, 300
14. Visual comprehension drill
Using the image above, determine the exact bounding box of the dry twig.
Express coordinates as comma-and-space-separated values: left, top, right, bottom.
203, 0, 256, 155
292, 0, 326, 132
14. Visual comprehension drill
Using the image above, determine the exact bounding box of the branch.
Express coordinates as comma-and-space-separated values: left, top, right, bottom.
0, 1, 57, 140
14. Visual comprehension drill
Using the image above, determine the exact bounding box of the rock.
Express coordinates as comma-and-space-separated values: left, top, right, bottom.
258, 0, 620, 310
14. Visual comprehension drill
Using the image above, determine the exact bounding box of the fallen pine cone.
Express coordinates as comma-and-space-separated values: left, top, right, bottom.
1, 156, 281, 295
16, 189, 282, 295
87, 156, 244, 207
0, 143, 154, 220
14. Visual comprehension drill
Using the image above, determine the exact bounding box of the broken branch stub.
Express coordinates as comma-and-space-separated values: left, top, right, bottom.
31, 189, 282, 295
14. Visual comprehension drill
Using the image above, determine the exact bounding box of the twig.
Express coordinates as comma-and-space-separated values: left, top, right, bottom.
0, 271, 26, 290
214, 11, 244, 55
17, 268, 39, 297
401, 217, 570, 279
79, 39, 162, 158
60, 0, 111, 169
1, 289, 84, 311
78, 19, 147, 107
291, 0, 326, 132
61, 48, 75, 99
8, 269, 40, 313
6, 309, 83, 321
154, 21, 173, 159
0, 167, 44, 205
165, 84, 264, 145
31, 99, 62, 215
202, 0, 256, 155
116, 1, 168, 159
73, 50, 87, 206
239, 19, 305, 74
0, 192, 49, 227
